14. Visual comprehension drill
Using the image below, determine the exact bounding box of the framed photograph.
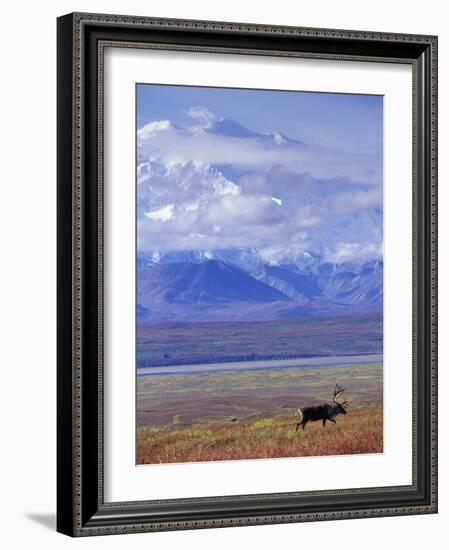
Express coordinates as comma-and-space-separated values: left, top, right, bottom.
57, 12, 438, 536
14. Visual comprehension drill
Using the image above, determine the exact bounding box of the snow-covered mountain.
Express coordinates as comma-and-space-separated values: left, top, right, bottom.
136, 115, 382, 263
136, 254, 382, 324
317, 259, 383, 305
254, 263, 323, 302
135, 112, 383, 324
204, 118, 261, 139
203, 117, 304, 146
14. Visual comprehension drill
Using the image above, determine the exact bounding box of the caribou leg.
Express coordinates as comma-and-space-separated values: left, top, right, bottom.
295, 421, 303, 432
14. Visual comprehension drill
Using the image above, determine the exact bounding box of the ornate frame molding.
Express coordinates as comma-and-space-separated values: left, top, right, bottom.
57, 12, 438, 537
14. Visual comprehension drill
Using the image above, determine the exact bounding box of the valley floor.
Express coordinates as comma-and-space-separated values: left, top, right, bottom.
137, 313, 382, 368
137, 362, 383, 464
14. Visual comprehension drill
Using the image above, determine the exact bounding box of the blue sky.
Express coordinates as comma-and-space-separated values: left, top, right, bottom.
136, 84, 383, 264
137, 84, 383, 155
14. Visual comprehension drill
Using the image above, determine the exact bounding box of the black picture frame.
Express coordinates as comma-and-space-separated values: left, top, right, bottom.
57, 12, 438, 537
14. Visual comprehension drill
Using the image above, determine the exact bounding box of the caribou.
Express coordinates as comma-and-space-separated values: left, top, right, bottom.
295, 383, 349, 432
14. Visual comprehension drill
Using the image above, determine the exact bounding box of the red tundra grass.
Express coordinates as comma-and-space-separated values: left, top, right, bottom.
137, 405, 383, 464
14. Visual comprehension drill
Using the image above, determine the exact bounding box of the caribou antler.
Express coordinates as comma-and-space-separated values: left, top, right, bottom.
332, 383, 348, 407
332, 383, 344, 402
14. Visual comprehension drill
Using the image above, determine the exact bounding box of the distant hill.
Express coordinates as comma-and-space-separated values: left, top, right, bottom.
137, 259, 289, 306
136, 257, 382, 324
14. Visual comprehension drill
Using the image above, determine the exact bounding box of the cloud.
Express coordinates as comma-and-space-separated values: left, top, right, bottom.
135, 115, 383, 262
137, 215, 286, 253
144, 204, 175, 222
258, 232, 310, 264
186, 105, 215, 124
324, 242, 383, 263
137, 120, 178, 139
137, 119, 382, 184
239, 167, 375, 198
204, 194, 284, 226
326, 190, 382, 214
295, 190, 382, 228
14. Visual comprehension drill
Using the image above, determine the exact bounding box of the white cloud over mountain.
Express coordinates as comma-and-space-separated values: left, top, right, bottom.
186, 105, 215, 124
136, 107, 383, 264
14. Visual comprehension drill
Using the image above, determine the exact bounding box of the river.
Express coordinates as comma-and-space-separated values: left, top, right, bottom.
137, 353, 383, 376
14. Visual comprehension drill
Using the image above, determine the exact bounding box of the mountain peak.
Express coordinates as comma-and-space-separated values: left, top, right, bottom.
204, 118, 303, 145
138, 259, 290, 309
265, 131, 303, 146
205, 118, 260, 138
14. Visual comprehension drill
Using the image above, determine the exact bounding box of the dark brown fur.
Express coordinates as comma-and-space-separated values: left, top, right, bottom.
295, 402, 347, 432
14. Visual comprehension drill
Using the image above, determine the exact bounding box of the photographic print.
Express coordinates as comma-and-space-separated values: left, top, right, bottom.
136, 84, 383, 465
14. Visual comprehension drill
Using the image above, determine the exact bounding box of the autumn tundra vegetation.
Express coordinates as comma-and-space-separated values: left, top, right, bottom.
137, 363, 383, 464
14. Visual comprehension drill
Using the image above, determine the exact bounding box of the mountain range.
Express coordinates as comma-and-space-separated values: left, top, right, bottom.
137, 254, 382, 324
136, 113, 383, 264
136, 111, 383, 325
